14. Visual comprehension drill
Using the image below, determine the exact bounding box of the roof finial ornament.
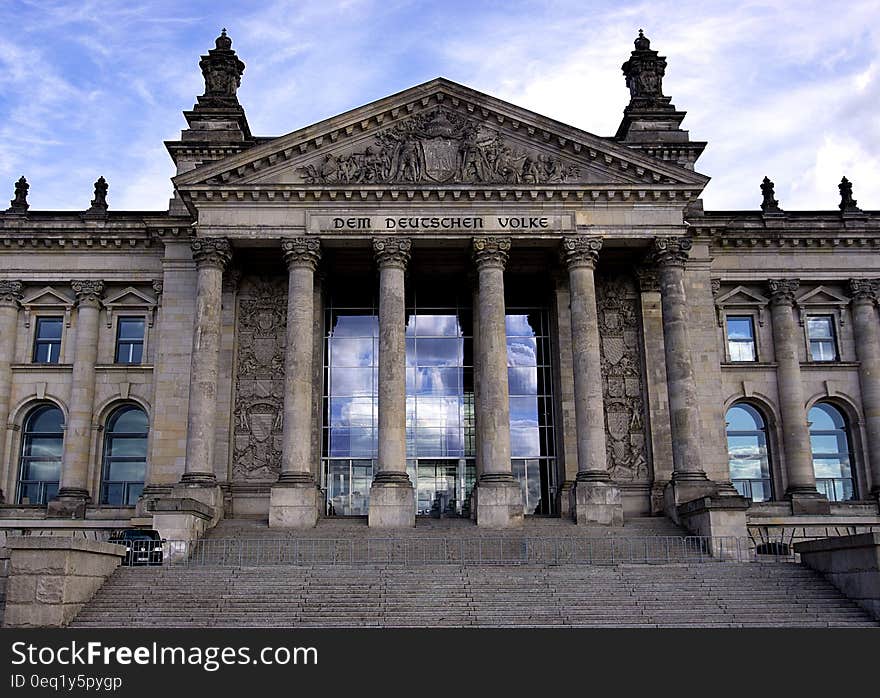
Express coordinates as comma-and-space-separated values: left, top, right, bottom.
87, 176, 108, 213
621, 29, 668, 109
215, 27, 232, 50
6, 176, 29, 213
199, 28, 245, 104
760, 176, 781, 212
839, 176, 861, 212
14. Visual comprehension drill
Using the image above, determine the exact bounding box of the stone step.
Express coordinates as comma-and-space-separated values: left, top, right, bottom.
72, 560, 877, 629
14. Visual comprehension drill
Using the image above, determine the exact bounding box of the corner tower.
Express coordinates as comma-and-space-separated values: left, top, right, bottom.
615, 30, 706, 171
165, 29, 255, 213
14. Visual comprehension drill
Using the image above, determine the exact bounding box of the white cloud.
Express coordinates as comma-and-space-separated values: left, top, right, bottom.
1, 0, 878, 210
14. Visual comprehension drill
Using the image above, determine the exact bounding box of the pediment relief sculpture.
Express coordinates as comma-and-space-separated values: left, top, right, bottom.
295, 108, 581, 186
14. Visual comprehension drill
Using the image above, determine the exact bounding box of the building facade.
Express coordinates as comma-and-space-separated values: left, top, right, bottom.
1, 31, 879, 542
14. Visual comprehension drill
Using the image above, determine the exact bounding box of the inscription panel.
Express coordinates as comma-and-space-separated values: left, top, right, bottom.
308, 212, 574, 234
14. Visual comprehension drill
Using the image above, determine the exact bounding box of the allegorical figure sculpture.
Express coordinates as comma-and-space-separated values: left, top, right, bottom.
761, 176, 781, 212
88, 176, 108, 212
839, 176, 861, 212
199, 28, 246, 103
7, 176, 29, 213
621, 29, 668, 107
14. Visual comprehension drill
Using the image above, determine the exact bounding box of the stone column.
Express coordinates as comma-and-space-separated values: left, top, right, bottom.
270, 238, 322, 528
473, 237, 523, 528
49, 280, 104, 517
652, 238, 715, 512
562, 237, 622, 525
552, 271, 578, 518
368, 237, 415, 528
849, 279, 880, 498
174, 238, 231, 519
768, 278, 828, 513
470, 274, 482, 521
0, 281, 23, 503
636, 267, 675, 514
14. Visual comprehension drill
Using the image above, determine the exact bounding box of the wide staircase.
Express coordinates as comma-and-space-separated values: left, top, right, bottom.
71, 517, 878, 628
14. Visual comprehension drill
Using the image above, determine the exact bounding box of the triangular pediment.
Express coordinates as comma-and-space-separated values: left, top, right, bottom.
102, 287, 156, 307
174, 78, 708, 193
715, 286, 770, 306
21, 286, 74, 307
797, 286, 849, 306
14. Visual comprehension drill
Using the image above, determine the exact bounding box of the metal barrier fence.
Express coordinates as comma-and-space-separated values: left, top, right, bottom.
139, 536, 797, 568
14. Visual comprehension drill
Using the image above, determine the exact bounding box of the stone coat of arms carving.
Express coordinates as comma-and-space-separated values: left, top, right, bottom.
297, 108, 580, 185
597, 275, 649, 483
233, 277, 287, 481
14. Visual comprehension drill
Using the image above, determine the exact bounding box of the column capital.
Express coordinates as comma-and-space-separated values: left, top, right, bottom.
0, 280, 23, 307
281, 237, 321, 271
561, 236, 602, 271
848, 278, 879, 304
372, 237, 411, 269
636, 267, 661, 293
71, 280, 105, 307
191, 237, 232, 270
650, 236, 692, 268
473, 237, 511, 271
768, 278, 799, 306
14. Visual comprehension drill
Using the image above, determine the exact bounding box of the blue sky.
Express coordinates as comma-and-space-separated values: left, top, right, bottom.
1, 0, 877, 211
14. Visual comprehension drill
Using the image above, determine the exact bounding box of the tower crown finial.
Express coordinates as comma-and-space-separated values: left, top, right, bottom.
622, 29, 667, 108
215, 27, 232, 50
199, 28, 245, 103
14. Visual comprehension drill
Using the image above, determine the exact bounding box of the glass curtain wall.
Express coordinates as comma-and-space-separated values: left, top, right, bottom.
322, 289, 379, 516
507, 308, 556, 515
321, 277, 556, 517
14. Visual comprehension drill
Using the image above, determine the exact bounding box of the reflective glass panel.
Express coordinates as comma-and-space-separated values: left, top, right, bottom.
117, 318, 144, 340
725, 404, 771, 502
807, 316, 837, 361
809, 403, 855, 500
18, 405, 64, 505
101, 406, 148, 505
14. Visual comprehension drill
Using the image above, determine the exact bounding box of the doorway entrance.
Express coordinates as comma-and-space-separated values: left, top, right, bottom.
412, 459, 476, 517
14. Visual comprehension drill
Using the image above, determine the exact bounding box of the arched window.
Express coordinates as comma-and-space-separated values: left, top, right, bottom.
17, 405, 63, 505
101, 405, 148, 506
809, 403, 855, 501
726, 403, 772, 502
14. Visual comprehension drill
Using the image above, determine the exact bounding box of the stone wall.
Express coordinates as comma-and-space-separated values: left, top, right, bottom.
795, 532, 880, 620
3, 536, 124, 627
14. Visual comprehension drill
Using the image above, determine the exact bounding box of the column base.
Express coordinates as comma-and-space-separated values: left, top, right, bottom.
676, 495, 750, 556
476, 475, 523, 528
368, 472, 415, 528
663, 473, 716, 524
786, 489, 831, 515
571, 480, 623, 526
134, 484, 172, 518
269, 479, 320, 528
148, 498, 214, 554
170, 476, 223, 526
558, 480, 576, 520
46, 489, 90, 519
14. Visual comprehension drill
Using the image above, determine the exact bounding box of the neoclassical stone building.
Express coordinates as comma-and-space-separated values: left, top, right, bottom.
1, 30, 878, 542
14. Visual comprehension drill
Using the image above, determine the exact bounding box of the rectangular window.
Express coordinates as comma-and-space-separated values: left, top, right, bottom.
807, 316, 837, 362
33, 317, 63, 364
115, 317, 145, 364
726, 315, 757, 362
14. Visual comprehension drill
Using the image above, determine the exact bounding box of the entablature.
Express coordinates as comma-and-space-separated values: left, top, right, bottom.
0, 213, 193, 250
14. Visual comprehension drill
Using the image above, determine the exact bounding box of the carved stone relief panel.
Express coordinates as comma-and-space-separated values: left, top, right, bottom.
232, 276, 287, 481
596, 274, 649, 483
296, 108, 581, 185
